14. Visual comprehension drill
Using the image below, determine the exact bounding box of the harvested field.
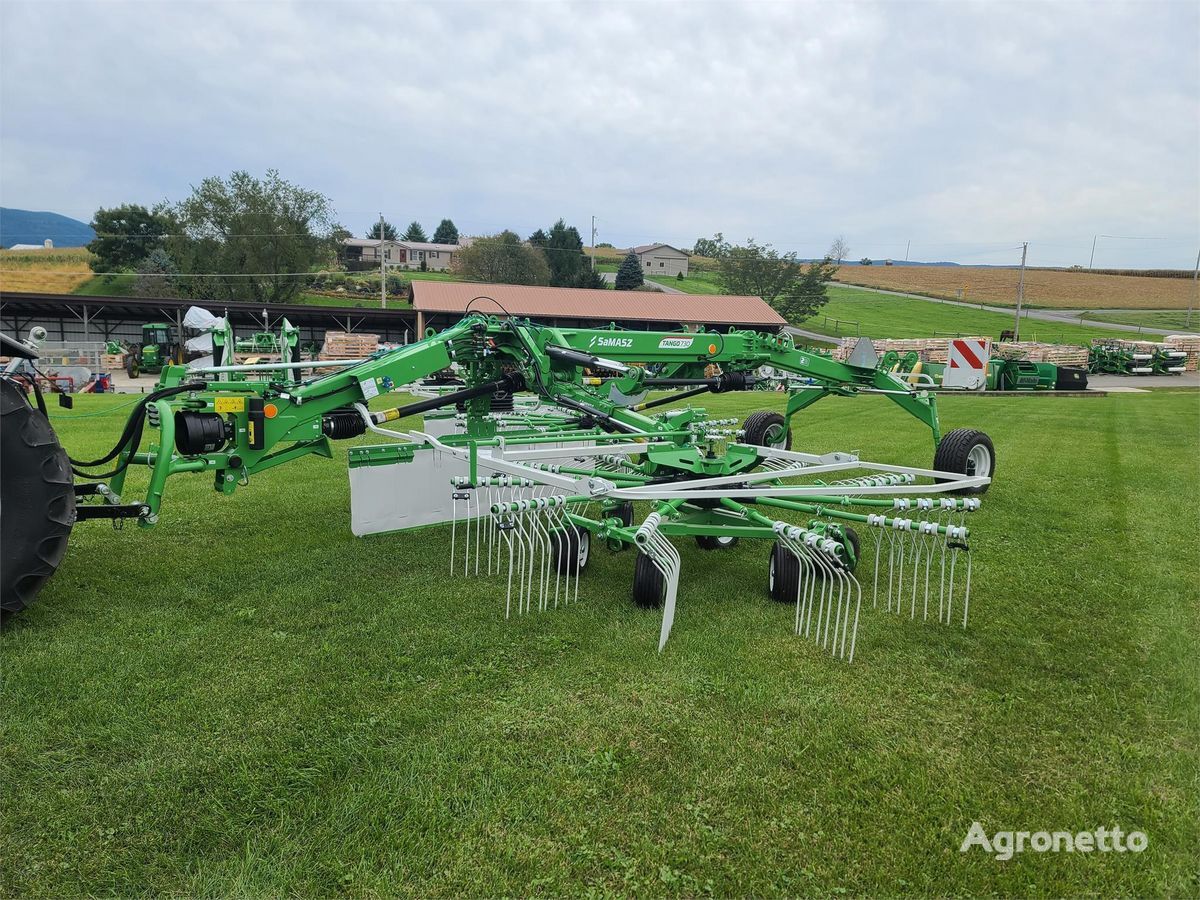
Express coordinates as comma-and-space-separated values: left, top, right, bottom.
0, 246, 94, 293
834, 265, 1195, 310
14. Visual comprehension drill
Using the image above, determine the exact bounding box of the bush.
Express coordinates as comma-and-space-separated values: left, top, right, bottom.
676, 271, 684, 281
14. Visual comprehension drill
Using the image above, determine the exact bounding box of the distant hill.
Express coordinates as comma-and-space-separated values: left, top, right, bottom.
0, 208, 95, 249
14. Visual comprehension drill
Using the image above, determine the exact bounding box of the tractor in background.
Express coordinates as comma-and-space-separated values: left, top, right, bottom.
125, 322, 181, 379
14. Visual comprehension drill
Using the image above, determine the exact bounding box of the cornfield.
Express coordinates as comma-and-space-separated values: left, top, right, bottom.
833, 265, 1195, 310
0, 246, 94, 293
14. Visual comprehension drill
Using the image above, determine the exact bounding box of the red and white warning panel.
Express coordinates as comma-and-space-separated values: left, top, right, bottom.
943, 338, 991, 390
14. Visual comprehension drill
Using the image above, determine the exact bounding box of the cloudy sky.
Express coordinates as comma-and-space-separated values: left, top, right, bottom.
2, 0, 1197, 267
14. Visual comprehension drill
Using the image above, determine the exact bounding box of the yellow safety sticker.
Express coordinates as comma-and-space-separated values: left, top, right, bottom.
215, 397, 245, 413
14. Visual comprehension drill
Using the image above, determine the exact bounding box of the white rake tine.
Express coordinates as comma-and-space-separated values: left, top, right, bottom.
803, 548, 819, 637
450, 494, 458, 575
503, 527, 516, 619
962, 550, 973, 628
846, 573, 862, 663
938, 540, 949, 623
872, 529, 883, 608
650, 531, 682, 652
946, 544, 959, 626
909, 532, 920, 619
473, 489, 482, 576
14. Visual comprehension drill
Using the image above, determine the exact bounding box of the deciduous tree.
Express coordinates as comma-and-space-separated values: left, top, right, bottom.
87, 204, 170, 273
451, 231, 550, 285
828, 236, 849, 265
164, 169, 335, 303
692, 233, 723, 258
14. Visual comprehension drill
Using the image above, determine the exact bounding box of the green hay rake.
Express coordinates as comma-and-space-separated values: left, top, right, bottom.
2, 314, 996, 660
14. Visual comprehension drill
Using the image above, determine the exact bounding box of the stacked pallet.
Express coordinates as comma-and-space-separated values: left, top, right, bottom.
1164, 334, 1200, 371
993, 342, 1089, 367
101, 352, 127, 371
320, 331, 379, 360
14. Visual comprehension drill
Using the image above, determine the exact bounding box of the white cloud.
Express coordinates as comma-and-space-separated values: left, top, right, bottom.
1, 0, 1195, 267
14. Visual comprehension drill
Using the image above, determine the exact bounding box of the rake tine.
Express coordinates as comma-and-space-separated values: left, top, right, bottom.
962, 547, 973, 628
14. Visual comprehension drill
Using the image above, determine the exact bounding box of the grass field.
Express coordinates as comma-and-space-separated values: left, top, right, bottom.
0, 246, 94, 293
1080, 309, 1200, 333
73, 273, 137, 296
2, 389, 1197, 896
802, 286, 1162, 344
833, 266, 1195, 310
648, 273, 723, 295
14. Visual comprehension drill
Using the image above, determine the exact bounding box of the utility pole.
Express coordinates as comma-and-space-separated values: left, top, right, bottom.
1088, 234, 1097, 271
590, 215, 597, 271
1014, 242, 1028, 341
1189, 247, 1198, 329
379, 212, 387, 309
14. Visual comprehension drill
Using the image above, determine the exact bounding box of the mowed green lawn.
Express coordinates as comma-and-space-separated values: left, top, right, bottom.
802, 287, 1162, 344
2, 390, 1197, 896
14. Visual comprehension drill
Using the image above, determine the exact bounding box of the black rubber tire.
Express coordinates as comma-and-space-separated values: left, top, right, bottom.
632, 550, 665, 608
126, 355, 139, 378
696, 534, 739, 550
612, 501, 635, 528
551, 527, 590, 575
1, 379, 76, 617
933, 428, 995, 495
768, 541, 799, 603
742, 410, 792, 450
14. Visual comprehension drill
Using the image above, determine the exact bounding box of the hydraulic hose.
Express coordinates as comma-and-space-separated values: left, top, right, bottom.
368, 372, 526, 426
71, 381, 207, 479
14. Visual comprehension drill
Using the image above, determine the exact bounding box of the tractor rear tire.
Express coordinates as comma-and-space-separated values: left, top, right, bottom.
768, 541, 800, 603
1, 379, 76, 617
126, 355, 139, 379
934, 428, 995, 495
696, 534, 739, 550
742, 411, 792, 450
632, 550, 665, 609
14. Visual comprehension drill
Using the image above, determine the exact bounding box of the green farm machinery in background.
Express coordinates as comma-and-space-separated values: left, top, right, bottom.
125, 322, 181, 379
880, 349, 1076, 392
1089, 341, 1187, 376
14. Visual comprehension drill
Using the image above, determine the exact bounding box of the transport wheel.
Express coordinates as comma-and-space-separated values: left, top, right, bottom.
1, 378, 76, 617
696, 534, 739, 550
126, 355, 140, 378
613, 501, 635, 528
632, 550, 665, 609
933, 428, 995, 495
551, 527, 590, 575
767, 541, 799, 603
741, 410, 792, 450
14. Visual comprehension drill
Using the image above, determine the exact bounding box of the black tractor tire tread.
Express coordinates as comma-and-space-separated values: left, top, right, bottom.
1, 379, 76, 616
933, 428, 995, 495
696, 534, 740, 550
768, 541, 800, 603
632, 550, 665, 609
742, 410, 792, 450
